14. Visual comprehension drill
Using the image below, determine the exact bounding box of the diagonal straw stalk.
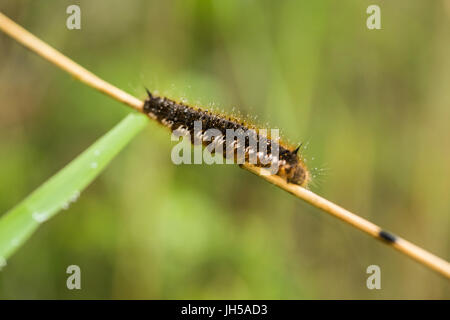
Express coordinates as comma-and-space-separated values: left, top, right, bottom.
0, 12, 449, 279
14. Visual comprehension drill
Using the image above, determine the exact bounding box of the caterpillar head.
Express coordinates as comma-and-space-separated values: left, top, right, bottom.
279, 161, 309, 187
277, 145, 310, 187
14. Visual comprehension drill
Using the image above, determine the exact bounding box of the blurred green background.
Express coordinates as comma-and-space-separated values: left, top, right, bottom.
0, 0, 449, 299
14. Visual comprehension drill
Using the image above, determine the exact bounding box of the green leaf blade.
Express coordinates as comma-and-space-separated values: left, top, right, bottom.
0, 112, 148, 266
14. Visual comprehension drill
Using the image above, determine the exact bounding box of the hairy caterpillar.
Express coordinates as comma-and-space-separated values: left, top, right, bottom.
143, 90, 310, 187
